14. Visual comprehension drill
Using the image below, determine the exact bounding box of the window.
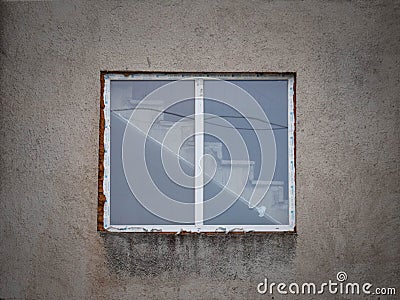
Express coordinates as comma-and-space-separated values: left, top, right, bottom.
98, 72, 295, 232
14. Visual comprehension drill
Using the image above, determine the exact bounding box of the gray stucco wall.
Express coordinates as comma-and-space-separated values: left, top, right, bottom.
0, 1, 399, 299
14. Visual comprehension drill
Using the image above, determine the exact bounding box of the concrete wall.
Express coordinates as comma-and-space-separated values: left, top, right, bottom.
0, 0, 399, 299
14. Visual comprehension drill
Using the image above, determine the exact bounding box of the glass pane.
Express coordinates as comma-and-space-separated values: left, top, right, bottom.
110, 80, 195, 225
203, 80, 289, 225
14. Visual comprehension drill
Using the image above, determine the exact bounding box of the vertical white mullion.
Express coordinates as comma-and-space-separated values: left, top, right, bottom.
194, 78, 204, 227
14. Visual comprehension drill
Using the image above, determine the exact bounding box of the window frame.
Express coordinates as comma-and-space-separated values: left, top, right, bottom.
98, 72, 296, 233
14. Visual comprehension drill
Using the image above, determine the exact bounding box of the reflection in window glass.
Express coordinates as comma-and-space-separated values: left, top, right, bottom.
203, 80, 289, 225
110, 80, 195, 225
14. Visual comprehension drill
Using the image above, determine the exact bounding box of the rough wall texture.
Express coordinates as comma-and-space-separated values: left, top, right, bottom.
0, 0, 399, 299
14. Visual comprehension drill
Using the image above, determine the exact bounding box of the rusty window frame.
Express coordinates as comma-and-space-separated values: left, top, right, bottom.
98, 72, 296, 233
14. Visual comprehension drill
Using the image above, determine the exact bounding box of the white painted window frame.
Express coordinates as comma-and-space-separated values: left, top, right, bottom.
102, 73, 296, 233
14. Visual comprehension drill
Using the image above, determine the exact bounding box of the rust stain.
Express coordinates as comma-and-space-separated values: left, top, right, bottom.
292, 72, 297, 234
100, 70, 297, 78
105, 231, 296, 235
97, 71, 106, 231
